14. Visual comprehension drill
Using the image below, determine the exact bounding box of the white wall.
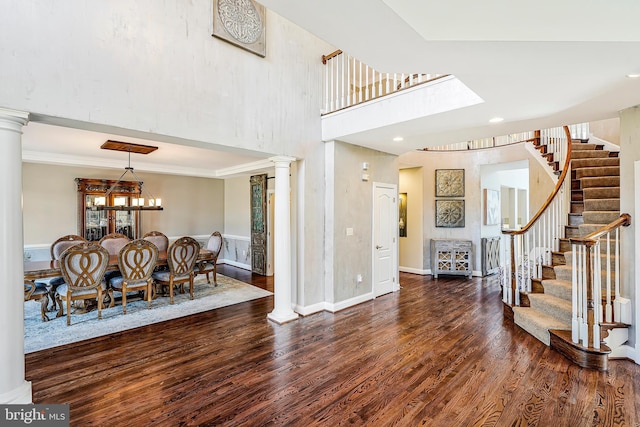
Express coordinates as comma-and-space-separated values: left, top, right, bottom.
22, 162, 224, 246
224, 177, 250, 237
398, 143, 553, 274
620, 107, 640, 352
0, 0, 332, 160
326, 141, 398, 304
399, 167, 424, 273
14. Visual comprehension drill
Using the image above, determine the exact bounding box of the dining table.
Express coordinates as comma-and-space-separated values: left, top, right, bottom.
24, 248, 215, 321
24, 248, 214, 281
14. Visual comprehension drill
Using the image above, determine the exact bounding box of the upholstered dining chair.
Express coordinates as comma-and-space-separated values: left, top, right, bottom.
42, 234, 87, 311
99, 233, 131, 256
194, 231, 223, 286
110, 239, 159, 314
142, 230, 169, 253
99, 233, 131, 285
24, 281, 50, 322
55, 242, 110, 326
152, 236, 199, 304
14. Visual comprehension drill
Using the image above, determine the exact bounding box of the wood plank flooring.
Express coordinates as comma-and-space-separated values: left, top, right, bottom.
25, 268, 640, 426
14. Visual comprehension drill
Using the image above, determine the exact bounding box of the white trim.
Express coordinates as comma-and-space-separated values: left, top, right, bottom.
222, 234, 250, 242
215, 159, 274, 178
219, 259, 251, 270
399, 266, 430, 275
0, 380, 32, 404
294, 301, 325, 316
22, 151, 222, 179
324, 292, 374, 313
611, 344, 637, 363
587, 135, 620, 152
322, 75, 456, 118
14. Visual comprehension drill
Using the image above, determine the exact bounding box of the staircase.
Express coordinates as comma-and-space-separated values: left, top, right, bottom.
512, 139, 627, 368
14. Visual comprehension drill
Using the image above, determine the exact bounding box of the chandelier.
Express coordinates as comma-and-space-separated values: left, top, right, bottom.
94, 140, 163, 211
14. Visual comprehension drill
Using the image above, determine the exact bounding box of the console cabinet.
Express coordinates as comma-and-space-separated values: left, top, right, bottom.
431, 239, 473, 278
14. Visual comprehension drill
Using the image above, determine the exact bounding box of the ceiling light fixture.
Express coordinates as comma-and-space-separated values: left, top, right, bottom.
96, 141, 163, 211
489, 117, 504, 123
393, 136, 404, 142
626, 73, 640, 78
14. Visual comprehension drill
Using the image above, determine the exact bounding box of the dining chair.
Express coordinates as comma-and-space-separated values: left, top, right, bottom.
42, 234, 88, 311
110, 239, 159, 314
99, 233, 131, 256
99, 232, 131, 287
55, 242, 110, 326
152, 236, 199, 304
194, 231, 223, 286
24, 281, 50, 322
142, 231, 169, 253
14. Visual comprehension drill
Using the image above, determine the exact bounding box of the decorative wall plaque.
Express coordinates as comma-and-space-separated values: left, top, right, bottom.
213, 0, 266, 57
435, 199, 465, 228
435, 169, 465, 197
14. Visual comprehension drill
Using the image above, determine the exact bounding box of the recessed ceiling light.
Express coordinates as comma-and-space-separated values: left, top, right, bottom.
626, 73, 640, 78
489, 117, 504, 123
393, 136, 404, 142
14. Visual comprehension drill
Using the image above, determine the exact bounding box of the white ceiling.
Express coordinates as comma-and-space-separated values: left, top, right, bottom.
22, 122, 273, 179
22, 1, 640, 173
260, 0, 640, 152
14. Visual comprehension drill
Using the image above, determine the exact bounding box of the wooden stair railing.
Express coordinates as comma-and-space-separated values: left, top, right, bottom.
501, 126, 572, 309
569, 213, 631, 349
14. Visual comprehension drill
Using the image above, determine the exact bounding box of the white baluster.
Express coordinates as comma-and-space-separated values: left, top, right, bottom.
571, 244, 580, 344
614, 228, 621, 322
605, 233, 612, 322
593, 241, 601, 349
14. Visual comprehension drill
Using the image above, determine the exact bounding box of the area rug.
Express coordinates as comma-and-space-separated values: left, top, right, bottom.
24, 275, 272, 353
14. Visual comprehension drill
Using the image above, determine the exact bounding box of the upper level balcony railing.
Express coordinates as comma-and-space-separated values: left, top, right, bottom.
322, 49, 447, 115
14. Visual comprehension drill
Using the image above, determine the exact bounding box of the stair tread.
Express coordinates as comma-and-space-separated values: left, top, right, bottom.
514, 306, 571, 345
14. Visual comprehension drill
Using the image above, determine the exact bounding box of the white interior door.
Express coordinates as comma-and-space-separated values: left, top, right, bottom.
373, 183, 398, 297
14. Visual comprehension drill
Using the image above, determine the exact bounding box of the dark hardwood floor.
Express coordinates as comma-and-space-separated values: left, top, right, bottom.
25, 267, 640, 426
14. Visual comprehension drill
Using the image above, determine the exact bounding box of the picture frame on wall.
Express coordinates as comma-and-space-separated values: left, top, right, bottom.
435, 199, 465, 227
399, 193, 407, 237
435, 169, 465, 197
212, 0, 266, 58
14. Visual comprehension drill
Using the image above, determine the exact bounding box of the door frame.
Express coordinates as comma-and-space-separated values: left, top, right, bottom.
372, 182, 399, 296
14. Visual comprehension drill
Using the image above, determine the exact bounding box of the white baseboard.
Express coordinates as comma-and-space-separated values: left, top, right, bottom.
219, 259, 251, 271
613, 344, 639, 364
324, 292, 374, 313
399, 266, 430, 275
294, 302, 326, 316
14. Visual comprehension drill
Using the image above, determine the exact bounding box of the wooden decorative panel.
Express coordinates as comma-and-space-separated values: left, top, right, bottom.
250, 174, 267, 275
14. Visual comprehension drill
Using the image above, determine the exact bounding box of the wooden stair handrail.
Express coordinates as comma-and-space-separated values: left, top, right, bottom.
322, 49, 342, 64
569, 213, 632, 246
569, 213, 631, 349
502, 125, 572, 237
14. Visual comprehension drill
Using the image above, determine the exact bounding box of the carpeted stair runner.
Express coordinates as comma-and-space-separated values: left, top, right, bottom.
514, 139, 620, 345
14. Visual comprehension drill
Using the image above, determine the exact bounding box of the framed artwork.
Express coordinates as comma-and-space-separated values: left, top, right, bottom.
435, 199, 465, 227
399, 193, 407, 237
435, 169, 465, 197
484, 189, 500, 225
213, 0, 266, 57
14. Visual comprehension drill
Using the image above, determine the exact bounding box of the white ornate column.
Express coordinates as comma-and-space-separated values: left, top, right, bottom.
267, 156, 299, 324
0, 108, 31, 403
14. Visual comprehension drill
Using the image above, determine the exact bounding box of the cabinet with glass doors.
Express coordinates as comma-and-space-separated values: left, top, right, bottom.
76, 178, 142, 241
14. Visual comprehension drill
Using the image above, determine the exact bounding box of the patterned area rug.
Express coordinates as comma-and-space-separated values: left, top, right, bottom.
24, 274, 272, 353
